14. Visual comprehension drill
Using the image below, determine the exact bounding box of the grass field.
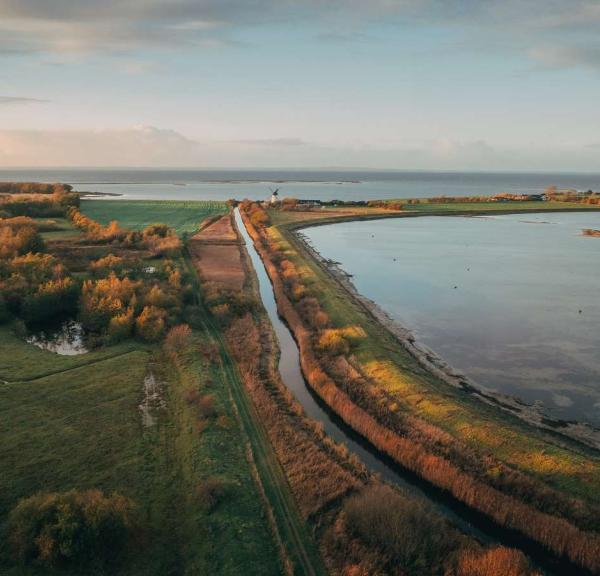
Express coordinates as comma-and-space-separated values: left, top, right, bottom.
0, 326, 141, 382
0, 324, 281, 575
81, 199, 227, 235
36, 217, 81, 240
0, 197, 283, 575
182, 247, 327, 576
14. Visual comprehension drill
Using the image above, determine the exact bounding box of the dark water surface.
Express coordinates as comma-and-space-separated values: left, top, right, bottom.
304, 212, 600, 427
26, 321, 88, 356
2, 168, 599, 202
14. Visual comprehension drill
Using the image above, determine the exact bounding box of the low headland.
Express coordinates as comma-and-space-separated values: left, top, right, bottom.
1, 182, 600, 576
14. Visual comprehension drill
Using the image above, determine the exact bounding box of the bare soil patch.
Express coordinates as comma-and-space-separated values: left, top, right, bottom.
192, 213, 239, 243
189, 214, 245, 290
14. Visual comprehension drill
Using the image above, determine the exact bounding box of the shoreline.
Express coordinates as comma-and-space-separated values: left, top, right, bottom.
78, 190, 123, 198
292, 223, 600, 452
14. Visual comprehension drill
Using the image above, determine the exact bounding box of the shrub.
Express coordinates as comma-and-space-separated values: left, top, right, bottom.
142, 224, 182, 257
195, 477, 228, 512
22, 277, 79, 324
90, 254, 125, 275
135, 305, 166, 342
107, 307, 135, 342
0, 219, 45, 258
8, 489, 136, 569
344, 485, 456, 574
298, 297, 329, 329
448, 546, 538, 576
317, 329, 350, 356
164, 324, 193, 356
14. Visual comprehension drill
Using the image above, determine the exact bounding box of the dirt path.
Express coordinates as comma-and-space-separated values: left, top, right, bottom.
188, 213, 245, 291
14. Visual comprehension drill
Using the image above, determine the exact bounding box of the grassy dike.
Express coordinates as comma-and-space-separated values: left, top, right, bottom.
254, 204, 600, 573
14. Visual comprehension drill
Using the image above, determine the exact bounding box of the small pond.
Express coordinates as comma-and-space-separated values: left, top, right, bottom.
26, 321, 88, 356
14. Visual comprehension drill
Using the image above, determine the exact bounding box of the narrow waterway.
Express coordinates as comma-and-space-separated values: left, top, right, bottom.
234, 209, 569, 575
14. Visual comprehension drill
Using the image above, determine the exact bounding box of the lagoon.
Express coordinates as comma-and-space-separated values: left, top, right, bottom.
303, 212, 600, 427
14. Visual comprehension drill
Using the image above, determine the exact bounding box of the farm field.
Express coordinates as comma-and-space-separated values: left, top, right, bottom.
0, 328, 281, 575
81, 199, 227, 234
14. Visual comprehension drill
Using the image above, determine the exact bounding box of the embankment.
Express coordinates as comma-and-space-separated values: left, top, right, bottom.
240, 203, 600, 575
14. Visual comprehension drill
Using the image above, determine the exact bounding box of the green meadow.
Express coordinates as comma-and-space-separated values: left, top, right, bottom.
0, 327, 280, 575
81, 199, 227, 235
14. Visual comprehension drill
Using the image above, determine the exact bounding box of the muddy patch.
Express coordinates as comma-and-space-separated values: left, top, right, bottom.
139, 370, 166, 427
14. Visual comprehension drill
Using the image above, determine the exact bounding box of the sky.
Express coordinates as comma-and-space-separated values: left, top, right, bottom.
0, 0, 599, 170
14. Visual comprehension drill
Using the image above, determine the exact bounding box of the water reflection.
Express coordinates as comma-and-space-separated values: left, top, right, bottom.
304, 212, 600, 427
26, 321, 88, 356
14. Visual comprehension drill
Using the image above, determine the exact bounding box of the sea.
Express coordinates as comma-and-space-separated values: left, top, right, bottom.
1, 168, 599, 202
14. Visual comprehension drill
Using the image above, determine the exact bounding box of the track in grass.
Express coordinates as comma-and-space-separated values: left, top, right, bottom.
183, 255, 326, 576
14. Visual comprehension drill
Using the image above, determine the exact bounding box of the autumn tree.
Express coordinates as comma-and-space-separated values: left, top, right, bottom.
135, 305, 166, 342
8, 490, 136, 569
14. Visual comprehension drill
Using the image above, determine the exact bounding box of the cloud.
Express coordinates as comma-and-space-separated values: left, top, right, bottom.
231, 138, 307, 147
529, 44, 600, 70
0, 96, 49, 104
0, 127, 309, 167
1, 127, 598, 170
0, 0, 599, 72
552, 393, 574, 408
0, 126, 201, 166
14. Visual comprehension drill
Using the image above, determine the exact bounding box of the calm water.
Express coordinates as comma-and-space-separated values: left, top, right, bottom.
26, 321, 88, 356
1, 168, 599, 202
304, 212, 600, 427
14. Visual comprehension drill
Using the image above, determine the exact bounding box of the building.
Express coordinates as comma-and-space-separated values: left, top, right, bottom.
297, 199, 322, 206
